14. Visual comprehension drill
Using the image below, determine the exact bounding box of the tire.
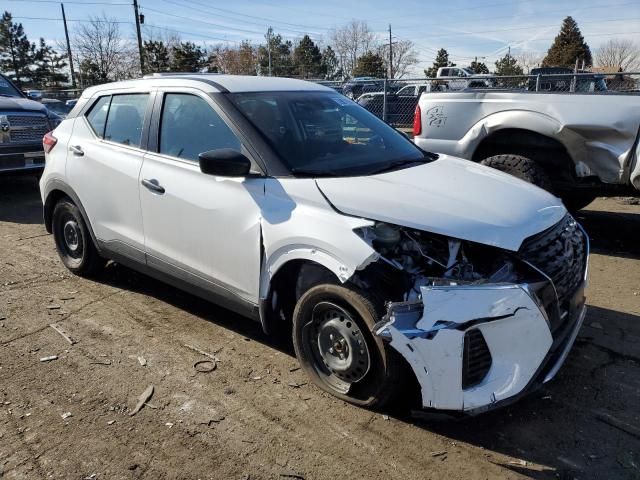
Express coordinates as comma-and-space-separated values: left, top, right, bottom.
292, 284, 403, 409
481, 154, 553, 192
52, 198, 105, 276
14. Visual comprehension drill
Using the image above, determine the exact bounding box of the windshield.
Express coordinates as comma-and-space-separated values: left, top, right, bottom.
229, 91, 431, 176
0, 76, 23, 97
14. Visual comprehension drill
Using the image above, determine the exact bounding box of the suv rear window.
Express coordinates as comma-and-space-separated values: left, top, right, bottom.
86, 96, 111, 138
104, 94, 149, 147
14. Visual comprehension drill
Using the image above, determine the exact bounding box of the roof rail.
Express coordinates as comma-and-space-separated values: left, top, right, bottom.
142, 72, 220, 79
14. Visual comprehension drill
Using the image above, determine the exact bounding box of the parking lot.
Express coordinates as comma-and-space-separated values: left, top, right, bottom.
0, 175, 638, 480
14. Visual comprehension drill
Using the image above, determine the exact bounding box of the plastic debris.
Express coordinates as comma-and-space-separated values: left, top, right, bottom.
39, 355, 58, 362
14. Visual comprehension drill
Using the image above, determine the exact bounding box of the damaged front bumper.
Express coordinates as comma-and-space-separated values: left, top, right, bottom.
375, 280, 587, 414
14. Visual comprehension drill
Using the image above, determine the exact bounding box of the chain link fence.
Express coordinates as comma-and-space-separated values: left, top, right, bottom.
316, 72, 640, 129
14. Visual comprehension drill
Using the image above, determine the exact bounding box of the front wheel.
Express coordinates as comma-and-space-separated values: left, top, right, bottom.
292, 284, 402, 408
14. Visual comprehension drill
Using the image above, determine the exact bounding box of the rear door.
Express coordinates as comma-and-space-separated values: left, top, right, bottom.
139, 88, 264, 305
67, 91, 153, 262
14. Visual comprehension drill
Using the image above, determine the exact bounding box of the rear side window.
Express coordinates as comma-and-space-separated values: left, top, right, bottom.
104, 94, 149, 147
159, 93, 241, 162
86, 96, 111, 137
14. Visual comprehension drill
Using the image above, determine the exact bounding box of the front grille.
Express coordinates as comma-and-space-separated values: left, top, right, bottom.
462, 329, 492, 389
6, 114, 49, 144
519, 214, 586, 310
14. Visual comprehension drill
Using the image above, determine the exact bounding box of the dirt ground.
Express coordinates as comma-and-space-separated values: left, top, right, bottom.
0, 176, 638, 480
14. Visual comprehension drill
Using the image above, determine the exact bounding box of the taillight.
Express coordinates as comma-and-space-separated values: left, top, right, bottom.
43, 132, 58, 154
413, 104, 422, 136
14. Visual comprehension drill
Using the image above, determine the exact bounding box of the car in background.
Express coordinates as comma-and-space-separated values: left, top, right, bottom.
342, 77, 386, 99
41, 98, 73, 118
357, 83, 429, 126
435, 67, 494, 90
527, 68, 607, 92
0, 74, 61, 176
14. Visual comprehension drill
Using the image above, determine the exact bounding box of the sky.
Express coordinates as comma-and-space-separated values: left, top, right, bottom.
5, 0, 640, 76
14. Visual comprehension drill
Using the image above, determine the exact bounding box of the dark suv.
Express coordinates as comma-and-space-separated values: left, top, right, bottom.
0, 74, 61, 175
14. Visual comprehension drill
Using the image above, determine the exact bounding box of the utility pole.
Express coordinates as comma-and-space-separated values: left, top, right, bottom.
60, 3, 76, 88
388, 24, 393, 79
133, 0, 145, 74
266, 27, 272, 76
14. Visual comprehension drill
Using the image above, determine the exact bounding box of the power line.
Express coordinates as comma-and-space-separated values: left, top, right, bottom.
8, 0, 131, 4
157, 0, 326, 36
170, 0, 332, 32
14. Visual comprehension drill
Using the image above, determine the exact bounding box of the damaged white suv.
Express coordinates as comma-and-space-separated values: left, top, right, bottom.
40, 75, 588, 414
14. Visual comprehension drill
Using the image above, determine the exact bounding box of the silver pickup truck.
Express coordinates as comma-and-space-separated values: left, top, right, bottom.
413, 90, 640, 210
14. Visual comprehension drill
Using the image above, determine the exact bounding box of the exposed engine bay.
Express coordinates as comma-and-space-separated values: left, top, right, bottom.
356, 222, 523, 301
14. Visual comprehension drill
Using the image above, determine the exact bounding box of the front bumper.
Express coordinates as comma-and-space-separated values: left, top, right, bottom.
0, 146, 45, 174
376, 280, 587, 413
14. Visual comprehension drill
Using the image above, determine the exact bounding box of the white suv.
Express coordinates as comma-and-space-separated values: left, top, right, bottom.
40, 75, 588, 414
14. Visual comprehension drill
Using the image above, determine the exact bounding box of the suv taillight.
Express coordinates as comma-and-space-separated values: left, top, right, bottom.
413, 104, 422, 136
43, 132, 58, 154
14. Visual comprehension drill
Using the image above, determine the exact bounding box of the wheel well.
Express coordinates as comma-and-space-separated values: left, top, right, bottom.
263, 260, 339, 333
43, 189, 71, 233
472, 128, 575, 180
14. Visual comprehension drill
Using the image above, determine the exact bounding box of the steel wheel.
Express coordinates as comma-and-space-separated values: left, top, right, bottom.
302, 301, 371, 394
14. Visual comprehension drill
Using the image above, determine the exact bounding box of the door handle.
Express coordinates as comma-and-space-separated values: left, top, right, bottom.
141, 178, 165, 194
69, 145, 84, 156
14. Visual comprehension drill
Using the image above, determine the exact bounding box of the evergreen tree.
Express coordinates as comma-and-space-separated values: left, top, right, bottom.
79, 58, 103, 86
352, 51, 385, 78
170, 42, 206, 72
424, 48, 455, 77
469, 60, 489, 74
32, 38, 68, 87
293, 35, 323, 78
542, 16, 592, 68
494, 53, 523, 76
0, 11, 35, 87
258, 28, 293, 76
321, 46, 341, 80
143, 40, 170, 73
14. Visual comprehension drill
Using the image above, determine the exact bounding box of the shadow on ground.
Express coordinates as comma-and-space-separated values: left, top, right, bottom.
0, 176, 43, 225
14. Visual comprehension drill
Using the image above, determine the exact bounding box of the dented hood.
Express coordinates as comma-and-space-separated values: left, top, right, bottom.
315, 156, 566, 251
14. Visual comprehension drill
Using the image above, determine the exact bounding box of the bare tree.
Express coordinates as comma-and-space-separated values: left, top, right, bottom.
516, 52, 543, 74
209, 41, 256, 75
378, 39, 418, 78
595, 38, 640, 71
329, 20, 378, 77
72, 14, 135, 83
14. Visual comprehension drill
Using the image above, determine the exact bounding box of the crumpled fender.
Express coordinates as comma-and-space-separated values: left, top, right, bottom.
258, 178, 377, 303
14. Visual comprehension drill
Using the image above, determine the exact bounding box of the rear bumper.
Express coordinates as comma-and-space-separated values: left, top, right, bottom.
376, 280, 587, 414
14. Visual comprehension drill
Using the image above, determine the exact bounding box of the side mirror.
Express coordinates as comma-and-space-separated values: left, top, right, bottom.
198, 149, 251, 177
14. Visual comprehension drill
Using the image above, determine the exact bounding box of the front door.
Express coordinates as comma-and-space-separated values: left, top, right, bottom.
139, 90, 263, 305
67, 92, 152, 262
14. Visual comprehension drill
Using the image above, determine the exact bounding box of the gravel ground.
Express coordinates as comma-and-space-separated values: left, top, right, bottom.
1, 176, 639, 480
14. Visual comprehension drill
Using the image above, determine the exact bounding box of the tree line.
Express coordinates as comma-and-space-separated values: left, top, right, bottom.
424, 16, 639, 77
1, 10, 638, 91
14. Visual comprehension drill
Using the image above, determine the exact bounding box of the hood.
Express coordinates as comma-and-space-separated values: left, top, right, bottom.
0, 96, 48, 114
315, 156, 566, 251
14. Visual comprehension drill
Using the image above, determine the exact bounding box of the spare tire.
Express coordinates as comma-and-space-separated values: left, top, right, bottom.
481, 154, 553, 192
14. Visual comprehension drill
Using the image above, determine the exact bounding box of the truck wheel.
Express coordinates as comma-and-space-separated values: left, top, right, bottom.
292, 284, 402, 409
52, 198, 105, 277
481, 154, 553, 192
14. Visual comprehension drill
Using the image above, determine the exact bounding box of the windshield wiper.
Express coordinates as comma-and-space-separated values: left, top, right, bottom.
290, 167, 344, 177
369, 158, 428, 175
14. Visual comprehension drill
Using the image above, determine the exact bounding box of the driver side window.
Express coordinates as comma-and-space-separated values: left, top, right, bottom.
159, 93, 241, 162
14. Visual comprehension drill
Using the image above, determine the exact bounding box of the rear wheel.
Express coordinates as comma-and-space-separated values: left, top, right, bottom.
481, 154, 553, 191
292, 284, 402, 408
52, 199, 104, 276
